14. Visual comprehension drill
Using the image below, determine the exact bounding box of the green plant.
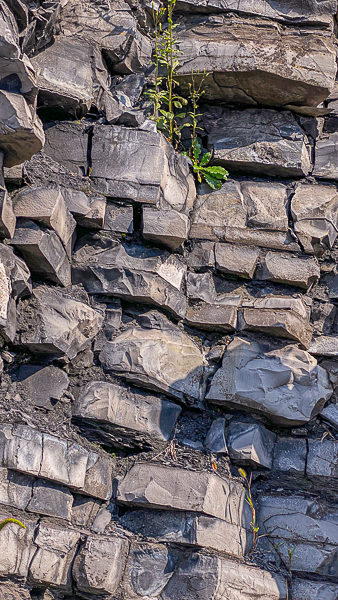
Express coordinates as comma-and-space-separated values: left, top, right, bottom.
238, 468, 259, 556
0, 518, 26, 532
182, 139, 228, 190
147, 0, 187, 146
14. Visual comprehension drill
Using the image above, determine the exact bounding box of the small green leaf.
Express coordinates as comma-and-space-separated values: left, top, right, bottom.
173, 101, 182, 108
192, 138, 201, 162
238, 468, 247, 479
200, 152, 211, 166
203, 166, 228, 179
203, 173, 222, 190
175, 113, 186, 118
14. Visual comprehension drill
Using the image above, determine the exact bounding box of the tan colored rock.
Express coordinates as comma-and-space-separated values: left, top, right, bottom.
215, 243, 260, 278
0, 90, 44, 168
259, 252, 320, 289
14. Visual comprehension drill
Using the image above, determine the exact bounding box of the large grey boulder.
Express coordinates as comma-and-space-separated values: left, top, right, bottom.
207, 108, 311, 177
206, 337, 332, 425
29, 522, 81, 589
174, 0, 337, 27
10, 219, 71, 287
73, 535, 128, 595
227, 421, 276, 469
161, 553, 287, 600
73, 381, 181, 449
0, 90, 44, 167
291, 183, 338, 254
258, 252, 320, 289
238, 296, 313, 348
259, 495, 338, 576
190, 180, 307, 252
0, 423, 113, 499
99, 311, 206, 403
175, 16, 336, 107
17, 286, 104, 358
90, 125, 195, 214
60, 0, 152, 74
12, 186, 76, 258
116, 463, 250, 525
121, 509, 251, 557
72, 238, 187, 319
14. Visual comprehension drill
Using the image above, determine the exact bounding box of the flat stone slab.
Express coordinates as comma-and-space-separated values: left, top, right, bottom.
309, 336, 338, 357
73, 380, 181, 449
206, 337, 332, 425
307, 439, 338, 487
17, 364, 69, 410
116, 463, 250, 526
99, 311, 206, 403
258, 252, 320, 289
175, 16, 336, 107
207, 108, 311, 177
313, 132, 338, 180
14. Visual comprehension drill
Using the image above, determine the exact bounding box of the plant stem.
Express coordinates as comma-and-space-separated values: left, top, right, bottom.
167, 0, 174, 143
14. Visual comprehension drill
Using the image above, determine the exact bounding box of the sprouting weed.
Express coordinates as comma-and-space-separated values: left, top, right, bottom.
238, 468, 259, 556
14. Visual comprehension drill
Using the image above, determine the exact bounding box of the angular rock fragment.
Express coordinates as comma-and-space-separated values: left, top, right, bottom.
272, 438, 307, 477
0, 184, 16, 239
258, 252, 320, 289
61, 0, 152, 74
73, 381, 181, 450
0, 257, 16, 342
3, 163, 23, 186
12, 186, 76, 257
291, 183, 338, 254
175, 16, 336, 107
187, 241, 215, 269
72, 238, 187, 319
117, 463, 250, 525
0, 90, 44, 167
62, 188, 106, 229
215, 243, 260, 278
27, 480, 73, 520
29, 522, 80, 589
142, 207, 189, 251
31, 37, 95, 118
0, 582, 31, 600
207, 109, 311, 177
71, 495, 101, 528
292, 579, 338, 600
124, 545, 178, 599
185, 298, 239, 332
100, 311, 206, 403
0, 509, 36, 577
90, 125, 195, 213
320, 403, 338, 430
73, 535, 128, 595
207, 337, 332, 425
190, 180, 306, 251
204, 418, 227, 454
17, 286, 104, 358
175, 0, 337, 27
309, 336, 338, 357
227, 421, 276, 469
259, 495, 338, 576
0, 423, 113, 499
313, 132, 338, 180
17, 364, 69, 409
238, 296, 313, 348
121, 509, 250, 557
0, 0, 20, 58
307, 439, 338, 487
161, 553, 287, 600
186, 272, 217, 304
10, 219, 71, 286
43, 121, 89, 176
0, 467, 33, 510
0, 242, 31, 299
104, 202, 133, 233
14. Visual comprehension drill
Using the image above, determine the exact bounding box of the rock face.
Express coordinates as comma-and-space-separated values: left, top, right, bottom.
73, 381, 181, 449
207, 108, 311, 177
206, 337, 332, 425
100, 311, 206, 404
175, 16, 336, 107
1, 0, 338, 598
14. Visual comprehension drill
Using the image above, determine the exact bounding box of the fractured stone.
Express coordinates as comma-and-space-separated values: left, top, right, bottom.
73, 380, 181, 450
100, 311, 206, 403
0, 509, 37, 578
227, 421, 276, 469
313, 132, 338, 180
17, 364, 69, 409
207, 337, 332, 425
258, 252, 320, 289
215, 242, 260, 279
142, 207, 190, 251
